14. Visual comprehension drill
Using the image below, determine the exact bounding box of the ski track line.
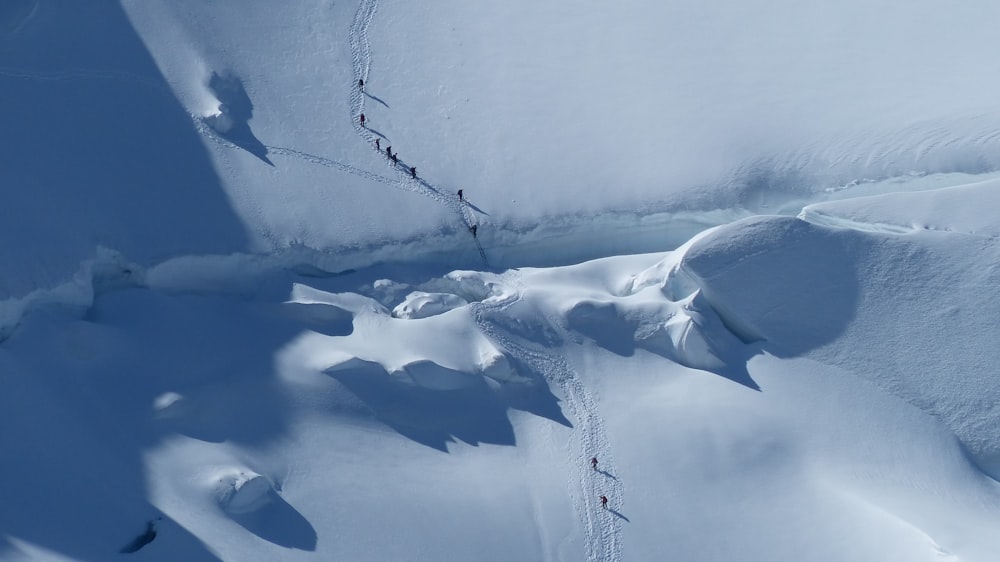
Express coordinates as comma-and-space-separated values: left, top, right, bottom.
472, 275, 623, 562
2, 56, 483, 256
347, 0, 487, 266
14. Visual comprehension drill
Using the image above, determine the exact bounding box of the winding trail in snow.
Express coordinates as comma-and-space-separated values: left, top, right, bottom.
347, 1, 622, 553
1, 15, 489, 268
472, 274, 624, 562
345, 0, 488, 267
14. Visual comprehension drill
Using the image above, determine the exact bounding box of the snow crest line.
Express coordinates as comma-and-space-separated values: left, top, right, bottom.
473, 277, 623, 562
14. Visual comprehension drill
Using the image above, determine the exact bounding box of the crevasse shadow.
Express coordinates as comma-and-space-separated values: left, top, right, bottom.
0, 3, 251, 560
0, 5, 249, 301
563, 298, 762, 391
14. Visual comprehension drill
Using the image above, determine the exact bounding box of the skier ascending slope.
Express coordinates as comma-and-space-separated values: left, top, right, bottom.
360, 113, 366, 128
410, 166, 417, 179
600, 495, 608, 510
591, 457, 598, 471
457, 189, 463, 201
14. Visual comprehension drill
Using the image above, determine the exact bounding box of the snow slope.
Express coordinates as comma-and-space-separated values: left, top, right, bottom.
3, 0, 1000, 560
5, 190, 1000, 560
7, 0, 1000, 301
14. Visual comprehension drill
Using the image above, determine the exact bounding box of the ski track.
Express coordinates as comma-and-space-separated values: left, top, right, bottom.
1, 12, 489, 266
473, 273, 624, 562
347, 0, 487, 267
349, 5, 621, 554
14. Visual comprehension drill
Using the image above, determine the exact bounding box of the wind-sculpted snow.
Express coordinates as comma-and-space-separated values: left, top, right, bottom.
563, 291, 744, 376
678, 216, 862, 351
0, 2, 247, 300
7, 0, 1000, 560
671, 210, 1000, 480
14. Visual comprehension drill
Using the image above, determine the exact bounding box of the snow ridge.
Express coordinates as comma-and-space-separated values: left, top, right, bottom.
473, 274, 623, 562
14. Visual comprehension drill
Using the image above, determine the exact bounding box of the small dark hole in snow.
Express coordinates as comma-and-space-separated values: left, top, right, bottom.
119, 518, 160, 554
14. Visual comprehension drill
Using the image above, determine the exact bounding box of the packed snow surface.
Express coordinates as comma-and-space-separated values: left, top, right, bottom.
2, 0, 1000, 561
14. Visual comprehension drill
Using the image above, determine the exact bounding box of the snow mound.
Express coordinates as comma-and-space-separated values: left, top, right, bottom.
677, 216, 859, 351
212, 469, 273, 515
284, 282, 527, 390
392, 291, 468, 319
673, 211, 1000, 477
0, 0, 38, 34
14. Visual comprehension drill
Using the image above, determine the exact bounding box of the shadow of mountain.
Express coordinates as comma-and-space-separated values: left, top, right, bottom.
206, 72, 272, 165
230, 492, 317, 551
0, 4, 249, 300
0, 283, 316, 560
0, 4, 254, 560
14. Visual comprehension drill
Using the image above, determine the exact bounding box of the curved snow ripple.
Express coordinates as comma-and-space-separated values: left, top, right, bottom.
472, 274, 624, 562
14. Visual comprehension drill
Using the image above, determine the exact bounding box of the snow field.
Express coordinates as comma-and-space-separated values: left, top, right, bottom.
4, 0, 1000, 560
